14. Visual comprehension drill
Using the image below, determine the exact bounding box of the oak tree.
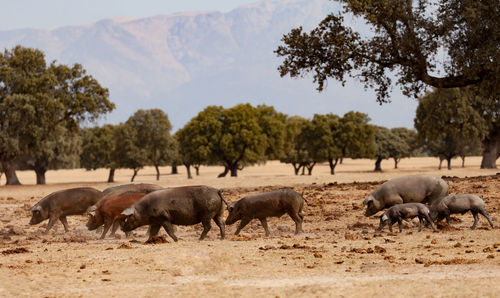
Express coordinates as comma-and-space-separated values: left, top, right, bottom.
276, 0, 499, 103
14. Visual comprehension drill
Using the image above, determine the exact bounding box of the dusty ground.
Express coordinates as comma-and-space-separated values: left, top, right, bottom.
0, 157, 499, 297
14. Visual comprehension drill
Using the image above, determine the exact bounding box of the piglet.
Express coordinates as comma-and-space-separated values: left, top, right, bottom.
378, 203, 436, 233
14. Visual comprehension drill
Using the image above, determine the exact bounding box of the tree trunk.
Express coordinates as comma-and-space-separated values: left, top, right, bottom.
461, 156, 465, 168
34, 167, 47, 185
155, 165, 160, 181
194, 165, 200, 176
2, 161, 21, 185
107, 168, 115, 183
480, 133, 499, 169
184, 164, 192, 179
306, 162, 316, 175
374, 157, 383, 172
339, 157, 343, 164
131, 169, 139, 182
438, 158, 443, 170
328, 158, 339, 175
229, 163, 239, 177
447, 157, 452, 170
393, 158, 399, 169
171, 164, 178, 174
218, 166, 229, 178
301, 163, 306, 175
292, 163, 302, 175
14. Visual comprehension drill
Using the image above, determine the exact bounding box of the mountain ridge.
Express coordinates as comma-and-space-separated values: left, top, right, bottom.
0, 0, 416, 130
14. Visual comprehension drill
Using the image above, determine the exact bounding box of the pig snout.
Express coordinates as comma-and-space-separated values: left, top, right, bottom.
225, 211, 240, 225
29, 210, 45, 225
86, 215, 99, 230
121, 216, 138, 232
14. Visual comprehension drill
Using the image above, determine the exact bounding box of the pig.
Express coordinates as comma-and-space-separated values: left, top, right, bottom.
101, 182, 163, 195
363, 175, 449, 217
225, 188, 306, 236
86, 183, 163, 231
378, 203, 436, 232
29, 187, 104, 234
86, 192, 146, 239
429, 194, 494, 230
121, 185, 228, 242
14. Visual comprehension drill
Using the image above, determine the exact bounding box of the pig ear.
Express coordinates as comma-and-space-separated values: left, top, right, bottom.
86, 205, 97, 215
228, 206, 234, 212
121, 207, 135, 216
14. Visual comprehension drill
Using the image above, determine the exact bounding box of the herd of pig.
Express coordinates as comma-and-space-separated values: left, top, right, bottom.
27, 174, 495, 242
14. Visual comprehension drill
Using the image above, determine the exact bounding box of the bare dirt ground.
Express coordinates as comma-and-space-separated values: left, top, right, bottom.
0, 157, 499, 297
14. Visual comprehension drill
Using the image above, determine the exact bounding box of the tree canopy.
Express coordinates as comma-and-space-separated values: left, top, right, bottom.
390, 127, 417, 168
275, 0, 499, 103
112, 109, 175, 181
280, 116, 313, 175
80, 124, 117, 182
0, 46, 114, 184
179, 104, 280, 177
414, 88, 486, 169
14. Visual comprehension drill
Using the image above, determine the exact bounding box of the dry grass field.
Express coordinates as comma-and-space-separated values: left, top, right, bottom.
0, 157, 499, 297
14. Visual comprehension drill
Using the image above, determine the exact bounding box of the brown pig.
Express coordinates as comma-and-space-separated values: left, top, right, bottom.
86, 183, 163, 234
87, 192, 146, 239
225, 188, 306, 236
29, 187, 104, 234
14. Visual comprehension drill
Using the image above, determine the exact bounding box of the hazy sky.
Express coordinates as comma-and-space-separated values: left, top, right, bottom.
0, 0, 258, 31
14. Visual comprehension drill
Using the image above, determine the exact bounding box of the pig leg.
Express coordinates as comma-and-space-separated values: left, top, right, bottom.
59, 216, 69, 233
436, 214, 445, 224
478, 208, 494, 228
445, 212, 451, 225
388, 220, 396, 232
418, 216, 423, 232
397, 218, 403, 233
259, 218, 270, 236
199, 218, 212, 240
235, 218, 251, 235
100, 220, 113, 239
148, 224, 161, 240
470, 211, 479, 230
213, 216, 225, 240
109, 221, 120, 237
44, 214, 59, 234
423, 213, 436, 231
161, 222, 178, 242
288, 211, 304, 235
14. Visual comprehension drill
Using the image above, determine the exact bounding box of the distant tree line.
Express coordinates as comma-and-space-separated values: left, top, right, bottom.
1, 45, 497, 185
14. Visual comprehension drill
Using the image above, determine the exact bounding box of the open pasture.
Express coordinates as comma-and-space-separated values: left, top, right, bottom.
0, 157, 499, 297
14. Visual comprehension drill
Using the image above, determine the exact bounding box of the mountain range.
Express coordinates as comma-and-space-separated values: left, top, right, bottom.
0, 0, 417, 130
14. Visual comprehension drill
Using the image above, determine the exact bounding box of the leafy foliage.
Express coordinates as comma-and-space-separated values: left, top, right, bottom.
276, 0, 499, 102
414, 88, 486, 169
280, 116, 313, 175
0, 46, 114, 184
